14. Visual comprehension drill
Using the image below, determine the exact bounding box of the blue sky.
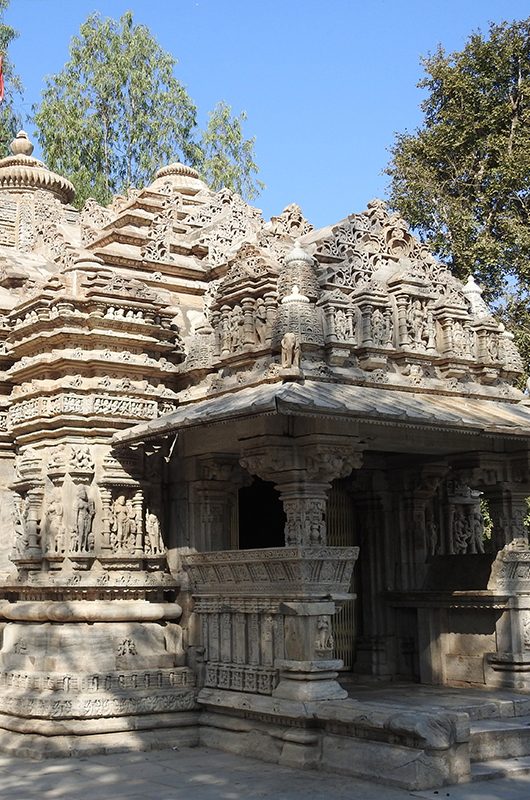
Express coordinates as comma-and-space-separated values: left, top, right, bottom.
5, 1, 530, 226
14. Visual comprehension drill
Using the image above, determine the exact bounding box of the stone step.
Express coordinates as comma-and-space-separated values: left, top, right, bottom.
471, 755, 530, 782
470, 715, 530, 762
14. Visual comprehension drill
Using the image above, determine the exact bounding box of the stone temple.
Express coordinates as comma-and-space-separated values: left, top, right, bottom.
0, 129, 530, 790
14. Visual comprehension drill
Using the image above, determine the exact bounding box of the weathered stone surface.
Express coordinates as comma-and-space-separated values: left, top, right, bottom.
0, 130, 528, 791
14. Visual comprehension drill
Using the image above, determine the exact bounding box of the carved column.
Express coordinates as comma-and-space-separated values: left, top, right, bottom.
210, 309, 221, 358
220, 305, 231, 356
189, 455, 250, 552
395, 295, 410, 348
237, 434, 364, 700
99, 486, 113, 552
240, 434, 364, 547
486, 485, 529, 552
396, 463, 448, 591
264, 292, 276, 344
351, 482, 393, 677
241, 297, 256, 347
132, 489, 144, 552
361, 303, 373, 346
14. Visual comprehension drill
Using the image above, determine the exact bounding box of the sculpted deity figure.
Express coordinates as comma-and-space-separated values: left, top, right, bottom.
470, 508, 485, 554
48, 444, 67, 471
281, 331, 301, 370
452, 506, 471, 553
74, 485, 95, 552
112, 495, 131, 550
254, 298, 268, 346
486, 333, 499, 362
126, 499, 139, 548
334, 308, 349, 340
12, 497, 29, 555
146, 512, 163, 554
45, 487, 65, 553
229, 305, 244, 350
371, 308, 385, 346
315, 615, 334, 653
407, 299, 425, 346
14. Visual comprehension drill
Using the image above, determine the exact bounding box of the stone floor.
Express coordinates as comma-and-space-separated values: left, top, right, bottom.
340, 677, 530, 717
0, 746, 529, 800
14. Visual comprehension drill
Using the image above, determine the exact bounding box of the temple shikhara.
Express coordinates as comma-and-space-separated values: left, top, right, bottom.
1, 130, 530, 789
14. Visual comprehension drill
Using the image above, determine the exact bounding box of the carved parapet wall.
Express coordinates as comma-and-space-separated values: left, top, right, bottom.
486, 539, 530, 689
183, 546, 357, 598
183, 546, 358, 700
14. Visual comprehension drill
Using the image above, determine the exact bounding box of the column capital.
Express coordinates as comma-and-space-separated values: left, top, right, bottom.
239, 433, 364, 486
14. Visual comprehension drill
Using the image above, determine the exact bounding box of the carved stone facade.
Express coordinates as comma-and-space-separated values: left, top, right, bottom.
0, 131, 529, 788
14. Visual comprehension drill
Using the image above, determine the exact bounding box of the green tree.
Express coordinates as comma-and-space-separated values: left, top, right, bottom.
33, 12, 263, 207
199, 101, 264, 201
33, 12, 199, 206
0, 0, 23, 154
386, 18, 530, 370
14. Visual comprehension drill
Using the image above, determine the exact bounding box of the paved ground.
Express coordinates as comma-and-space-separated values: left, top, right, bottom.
0, 747, 529, 800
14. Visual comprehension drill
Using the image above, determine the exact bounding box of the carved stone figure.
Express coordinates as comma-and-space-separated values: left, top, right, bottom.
74, 485, 95, 552
452, 506, 469, 554
146, 512, 163, 554
334, 308, 349, 340
12, 497, 29, 555
254, 298, 268, 346
315, 615, 334, 653
281, 332, 301, 369
45, 488, 65, 553
371, 308, 385, 346
229, 305, 244, 350
48, 444, 67, 471
471, 508, 485, 554
70, 445, 94, 472
111, 495, 132, 550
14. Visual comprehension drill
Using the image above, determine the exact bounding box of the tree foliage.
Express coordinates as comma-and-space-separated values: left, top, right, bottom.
198, 102, 264, 201
386, 18, 530, 371
33, 12, 262, 206
0, 0, 22, 154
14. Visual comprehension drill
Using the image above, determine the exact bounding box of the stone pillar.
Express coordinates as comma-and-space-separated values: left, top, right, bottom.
132, 489, 144, 551
486, 485, 529, 552
361, 303, 373, 346
395, 295, 410, 348
210, 310, 221, 358
220, 305, 231, 356
189, 456, 249, 552
241, 297, 255, 347
264, 292, 276, 344
238, 434, 363, 700
396, 463, 448, 591
240, 434, 364, 548
350, 485, 395, 677
99, 486, 113, 552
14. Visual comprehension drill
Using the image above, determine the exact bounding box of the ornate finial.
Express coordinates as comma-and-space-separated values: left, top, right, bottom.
281, 284, 309, 305
285, 239, 313, 266
10, 130, 34, 157
462, 275, 490, 317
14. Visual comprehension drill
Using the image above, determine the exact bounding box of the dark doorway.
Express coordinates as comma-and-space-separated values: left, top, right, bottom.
238, 477, 286, 549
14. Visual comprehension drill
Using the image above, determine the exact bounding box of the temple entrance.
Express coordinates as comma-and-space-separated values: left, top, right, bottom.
238, 477, 286, 549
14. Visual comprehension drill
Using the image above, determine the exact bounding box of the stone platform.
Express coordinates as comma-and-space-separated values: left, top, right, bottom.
198, 678, 530, 790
